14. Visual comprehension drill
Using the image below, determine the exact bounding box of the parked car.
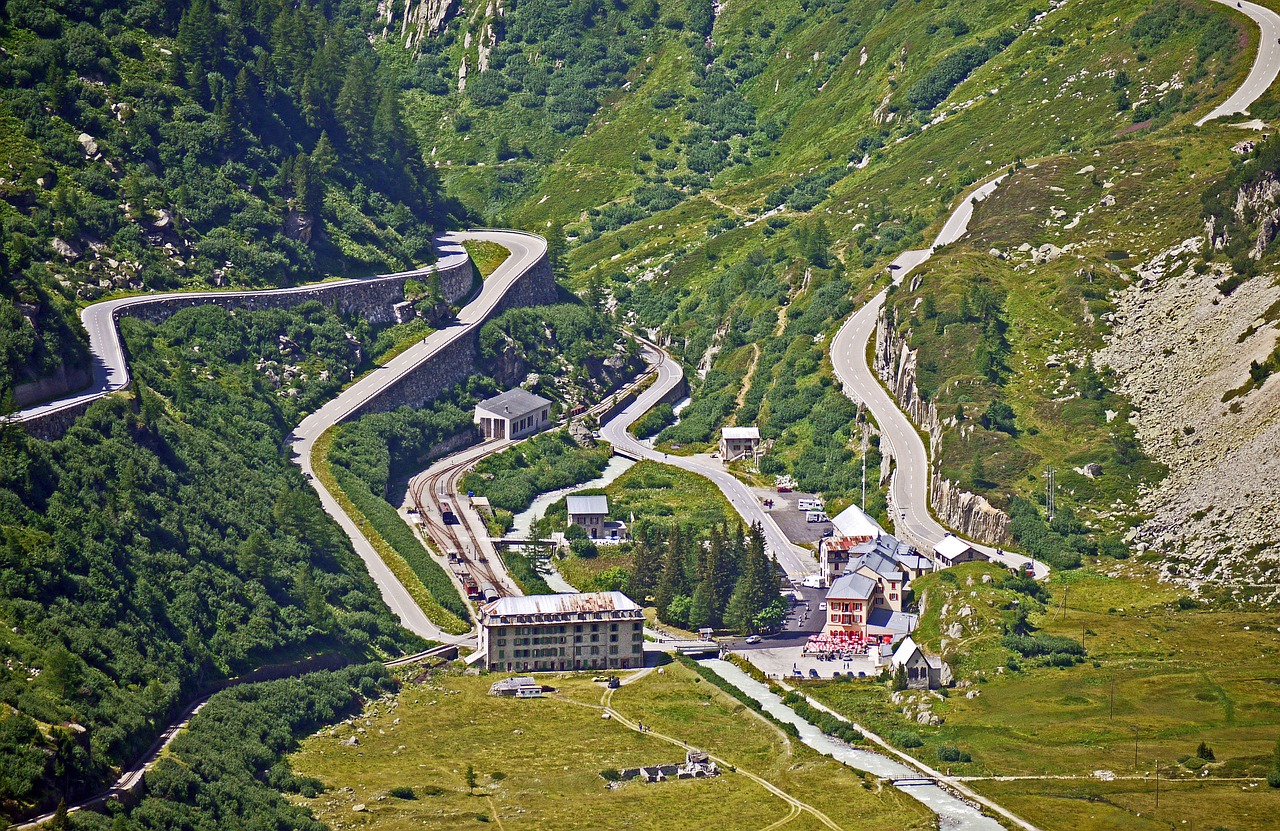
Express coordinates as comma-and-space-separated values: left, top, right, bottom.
818, 602, 827, 611
777, 485, 792, 493
808, 668, 820, 678
745, 635, 762, 644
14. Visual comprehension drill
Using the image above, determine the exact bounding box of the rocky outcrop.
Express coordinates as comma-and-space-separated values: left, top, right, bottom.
875, 304, 1012, 546
1097, 237, 1280, 603
1206, 172, 1280, 259
931, 477, 1011, 545
376, 0, 457, 51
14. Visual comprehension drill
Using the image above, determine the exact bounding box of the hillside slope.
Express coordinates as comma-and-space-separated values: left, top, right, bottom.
0, 0, 449, 405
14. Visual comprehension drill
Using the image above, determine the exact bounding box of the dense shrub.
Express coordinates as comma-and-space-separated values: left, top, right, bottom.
631, 403, 676, 439
1001, 633, 1086, 659
903, 31, 1017, 110
460, 432, 612, 514
889, 730, 924, 749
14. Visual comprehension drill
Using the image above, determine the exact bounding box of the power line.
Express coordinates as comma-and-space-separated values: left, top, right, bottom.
1045, 465, 1056, 522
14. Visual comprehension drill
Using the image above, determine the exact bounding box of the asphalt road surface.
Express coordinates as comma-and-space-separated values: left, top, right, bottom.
599, 342, 819, 578
11, 238, 471, 425
289, 230, 548, 643
828, 177, 1048, 578
1197, 0, 1280, 126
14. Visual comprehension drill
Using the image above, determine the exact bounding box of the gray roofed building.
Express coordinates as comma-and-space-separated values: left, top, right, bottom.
851, 550, 906, 583
566, 494, 625, 540
932, 534, 988, 567
867, 608, 918, 636
827, 572, 878, 600
475, 388, 553, 440
566, 494, 609, 516
478, 388, 552, 415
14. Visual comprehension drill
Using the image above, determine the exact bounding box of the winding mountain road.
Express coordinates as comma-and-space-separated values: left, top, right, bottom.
827, 177, 1048, 575
1197, 0, 1280, 126
11, 239, 471, 426
599, 342, 818, 578
828, 0, 1280, 577
288, 230, 548, 643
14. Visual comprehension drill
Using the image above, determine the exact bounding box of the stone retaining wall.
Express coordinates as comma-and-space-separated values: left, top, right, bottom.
18, 258, 478, 440
13, 364, 92, 409
351, 255, 558, 418
119, 259, 475, 328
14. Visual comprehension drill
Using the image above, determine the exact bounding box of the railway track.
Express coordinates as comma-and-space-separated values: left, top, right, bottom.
397, 336, 672, 610
406, 438, 520, 605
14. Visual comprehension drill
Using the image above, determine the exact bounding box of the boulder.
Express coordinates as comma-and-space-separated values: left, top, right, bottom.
51, 237, 81, 261
1074, 462, 1103, 479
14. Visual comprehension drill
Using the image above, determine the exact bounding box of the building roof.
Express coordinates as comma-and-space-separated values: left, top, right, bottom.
852, 551, 906, 583
895, 553, 933, 572
891, 636, 921, 667
823, 535, 878, 554
933, 534, 977, 562
484, 590, 640, 618
831, 503, 886, 540
826, 572, 878, 600
721, 426, 760, 440
566, 494, 609, 515
490, 676, 540, 693
868, 608, 918, 635
476, 388, 552, 418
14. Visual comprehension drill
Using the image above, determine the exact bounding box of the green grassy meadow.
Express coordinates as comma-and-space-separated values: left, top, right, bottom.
804, 561, 1280, 831
288, 661, 932, 831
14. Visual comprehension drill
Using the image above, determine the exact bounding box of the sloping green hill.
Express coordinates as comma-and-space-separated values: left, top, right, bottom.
0, 0, 448, 403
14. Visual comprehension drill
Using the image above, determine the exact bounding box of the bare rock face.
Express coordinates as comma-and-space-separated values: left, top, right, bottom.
876, 305, 1013, 546
375, 0, 457, 51
283, 210, 313, 244
931, 478, 1011, 545
51, 237, 81, 261
1097, 238, 1280, 602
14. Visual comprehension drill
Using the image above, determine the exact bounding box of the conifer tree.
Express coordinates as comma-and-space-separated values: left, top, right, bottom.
654, 525, 686, 619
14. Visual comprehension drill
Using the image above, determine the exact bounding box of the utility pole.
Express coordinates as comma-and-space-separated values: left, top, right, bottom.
861, 434, 867, 511
1132, 726, 1139, 770
1045, 465, 1056, 522
1155, 759, 1160, 808
1110, 679, 1115, 719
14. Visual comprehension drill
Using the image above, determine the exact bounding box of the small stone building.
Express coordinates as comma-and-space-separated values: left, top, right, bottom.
891, 636, 952, 690
475, 388, 552, 440
567, 494, 609, 538
719, 426, 761, 462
